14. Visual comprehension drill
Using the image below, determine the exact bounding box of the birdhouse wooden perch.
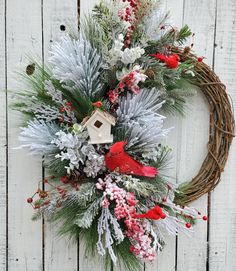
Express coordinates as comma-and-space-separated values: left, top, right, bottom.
83, 109, 116, 144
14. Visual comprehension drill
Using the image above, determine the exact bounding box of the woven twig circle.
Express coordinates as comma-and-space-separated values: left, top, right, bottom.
175, 49, 235, 205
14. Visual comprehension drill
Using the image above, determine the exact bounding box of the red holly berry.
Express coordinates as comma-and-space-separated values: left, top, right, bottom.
130, 245, 135, 253
44, 201, 50, 206
27, 197, 33, 204
203, 216, 208, 221
65, 101, 73, 106
198, 211, 201, 215
60, 106, 65, 113
60, 176, 69, 184
197, 57, 203, 62
186, 222, 191, 228
92, 101, 103, 108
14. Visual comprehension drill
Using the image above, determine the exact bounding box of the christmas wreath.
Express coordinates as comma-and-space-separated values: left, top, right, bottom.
14, 0, 234, 270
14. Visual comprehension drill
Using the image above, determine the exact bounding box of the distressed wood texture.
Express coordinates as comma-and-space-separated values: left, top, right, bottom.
209, 1, 236, 271
43, 1, 78, 271
6, 0, 43, 270
0, 0, 6, 270
175, 1, 216, 271
0, 0, 236, 271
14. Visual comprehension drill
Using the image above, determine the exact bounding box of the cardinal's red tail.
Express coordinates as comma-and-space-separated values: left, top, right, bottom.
142, 166, 158, 178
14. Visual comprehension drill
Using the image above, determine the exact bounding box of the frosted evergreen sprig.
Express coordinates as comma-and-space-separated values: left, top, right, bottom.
18, 119, 60, 155
97, 207, 124, 263
45, 80, 77, 123
116, 88, 165, 125
75, 198, 102, 229
49, 35, 105, 100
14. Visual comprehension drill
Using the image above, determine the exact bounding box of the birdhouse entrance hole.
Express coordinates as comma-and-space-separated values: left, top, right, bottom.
94, 120, 103, 128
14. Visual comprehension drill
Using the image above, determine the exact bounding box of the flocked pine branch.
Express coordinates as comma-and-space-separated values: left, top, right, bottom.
116, 88, 165, 125
97, 207, 124, 264
75, 198, 102, 229
115, 121, 170, 157
142, 3, 170, 42
115, 89, 171, 156
18, 119, 60, 155
49, 35, 105, 101
81, 15, 110, 56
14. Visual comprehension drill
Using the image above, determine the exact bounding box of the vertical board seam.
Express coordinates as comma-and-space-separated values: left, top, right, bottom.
207, 1, 218, 271
77, 1, 80, 270
175, 237, 178, 271
212, 0, 218, 71
175, 2, 186, 270
41, 0, 45, 270
206, 193, 211, 271
182, 0, 186, 27
4, 0, 8, 269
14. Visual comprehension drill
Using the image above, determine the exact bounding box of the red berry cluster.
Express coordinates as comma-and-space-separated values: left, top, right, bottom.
108, 68, 146, 103
118, 1, 138, 47
58, 101, 75, 123
26, 175, 79, 210
119, 0, 153, 47
184, 213, 208, 229
60, 101, 75, 113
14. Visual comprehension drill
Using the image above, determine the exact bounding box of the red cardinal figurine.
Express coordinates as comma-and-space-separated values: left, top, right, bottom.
150, 53, 180, 69
105, 141, 158, 178
134, 206, 166, 220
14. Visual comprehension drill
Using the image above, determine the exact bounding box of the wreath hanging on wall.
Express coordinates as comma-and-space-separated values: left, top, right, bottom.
14, 0, 234, 270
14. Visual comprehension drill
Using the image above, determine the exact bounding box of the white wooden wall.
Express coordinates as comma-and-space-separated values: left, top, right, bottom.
0, 0, 236, 270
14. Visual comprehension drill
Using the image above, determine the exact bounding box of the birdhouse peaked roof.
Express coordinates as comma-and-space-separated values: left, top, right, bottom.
83, 109, 116, 127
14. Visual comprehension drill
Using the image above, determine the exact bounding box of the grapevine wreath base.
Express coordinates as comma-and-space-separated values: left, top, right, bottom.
174, 49, 235, 205
14, 0, 234, 270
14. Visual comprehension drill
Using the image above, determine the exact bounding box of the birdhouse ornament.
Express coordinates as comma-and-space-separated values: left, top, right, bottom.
83, 109, 116, 144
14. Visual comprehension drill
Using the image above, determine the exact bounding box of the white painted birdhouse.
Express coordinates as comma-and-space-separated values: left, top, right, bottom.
83, 109, 116, 144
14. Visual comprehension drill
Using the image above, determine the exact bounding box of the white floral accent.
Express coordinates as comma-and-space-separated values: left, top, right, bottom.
116, 65, 147, 82
109, 34, 145, 65
121, 47, 145, 65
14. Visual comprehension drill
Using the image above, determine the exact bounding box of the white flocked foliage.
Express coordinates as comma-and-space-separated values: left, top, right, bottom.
49, 35, 105, 99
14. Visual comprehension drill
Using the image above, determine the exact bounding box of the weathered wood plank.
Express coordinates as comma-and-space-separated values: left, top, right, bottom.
6, 0, 43, 270
80, 0, 99, 14
176, 1, 216, 270
145, 1, 184, 270
42, 1, 78, 270
0, 0, 7, 270
209, 1, 236, 270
